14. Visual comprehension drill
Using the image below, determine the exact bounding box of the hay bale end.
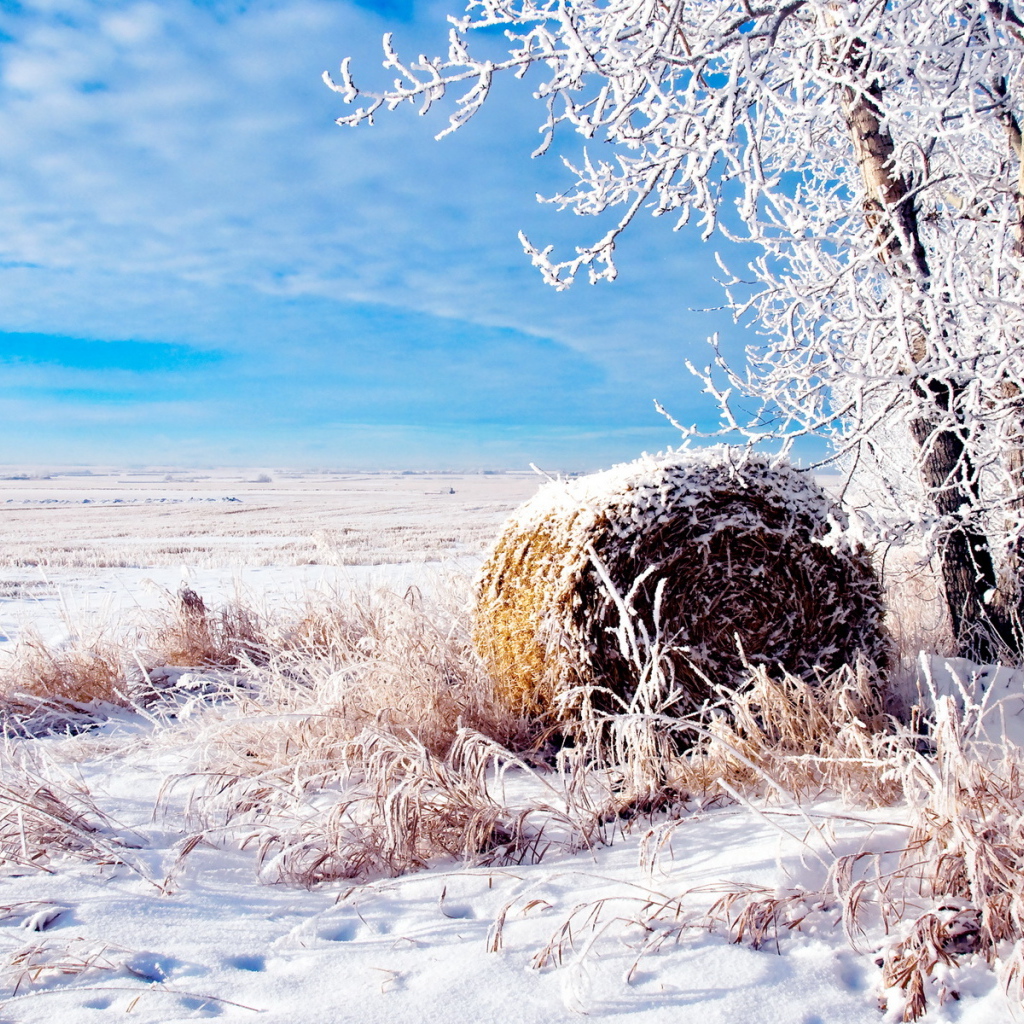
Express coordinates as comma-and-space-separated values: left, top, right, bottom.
474, 447, 886, 720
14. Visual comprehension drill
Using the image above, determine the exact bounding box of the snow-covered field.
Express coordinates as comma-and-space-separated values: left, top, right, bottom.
0, 725, 931, 1024
0, 469, 1017, 1023
0, 468, 541, 649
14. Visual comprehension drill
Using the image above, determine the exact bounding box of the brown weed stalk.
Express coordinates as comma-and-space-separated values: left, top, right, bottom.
178, 727, 557, 885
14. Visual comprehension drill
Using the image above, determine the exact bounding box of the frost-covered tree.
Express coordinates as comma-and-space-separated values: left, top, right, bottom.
329, 0, 1024, 659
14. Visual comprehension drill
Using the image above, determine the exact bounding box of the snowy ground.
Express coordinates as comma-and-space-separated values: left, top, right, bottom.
0, 713, 935, 1024
0, 468, 542, 649
0, 707, 1009, 1024
0, 469, 1016, 1023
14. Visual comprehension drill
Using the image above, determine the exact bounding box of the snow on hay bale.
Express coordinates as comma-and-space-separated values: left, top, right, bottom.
474, 447, 886, 719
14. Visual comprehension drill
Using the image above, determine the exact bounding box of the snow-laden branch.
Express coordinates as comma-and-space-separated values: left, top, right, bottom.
332, 0, 1024, 652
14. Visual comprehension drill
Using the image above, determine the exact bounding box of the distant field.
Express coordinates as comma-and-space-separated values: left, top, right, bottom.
0, 468, 544, 647
0, 468, 544, 568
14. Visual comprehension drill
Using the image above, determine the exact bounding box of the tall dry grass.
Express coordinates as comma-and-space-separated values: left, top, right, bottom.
182, 727, 562, 886
158, 583, 554, 886
0, 629, 128, 708
167, 583, 536, 765
147, 585, 268, 669
878, 544, 956, 670
509, 644, 1024, 1022
474, 559, 1024, 1022
0, 742, 144, 876
2, 562, 1024, 1019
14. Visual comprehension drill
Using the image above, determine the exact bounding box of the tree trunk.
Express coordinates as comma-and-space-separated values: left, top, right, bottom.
992, 82, 1024, 639
837, 39, 1015, 658
907, 382, 1003, 656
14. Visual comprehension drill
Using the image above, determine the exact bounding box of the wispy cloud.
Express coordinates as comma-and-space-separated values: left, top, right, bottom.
0, 0, 749, 467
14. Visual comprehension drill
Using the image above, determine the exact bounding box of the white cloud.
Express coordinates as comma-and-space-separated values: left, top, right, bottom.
0, 0, 761, 469
0, 0, 744, 371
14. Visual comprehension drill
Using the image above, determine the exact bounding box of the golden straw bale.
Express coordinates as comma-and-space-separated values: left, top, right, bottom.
474, 447, 886, 719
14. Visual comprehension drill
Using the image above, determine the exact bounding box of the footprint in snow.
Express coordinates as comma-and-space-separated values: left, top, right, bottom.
123, 951, 179, 982
178, 995, 222, 1017
439, 903, 475, 920
837, 958, 866, 992
321, 920, 361, 942
225, 954, 265, 972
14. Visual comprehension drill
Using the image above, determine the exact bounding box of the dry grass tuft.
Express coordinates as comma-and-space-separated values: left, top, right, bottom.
0, 629, 127, 707
149, 586, 268, 669
145, 582, 546, 886
0, 938, 122, 996
545, 657, 902, 837
0, 746, 139, 873
220, 584, 534, 762
475, 447, 887, 722
693, 660, 902, 805
0, 587, 268, 717
866, 699, 1024, 1019
181, 727, 556, 886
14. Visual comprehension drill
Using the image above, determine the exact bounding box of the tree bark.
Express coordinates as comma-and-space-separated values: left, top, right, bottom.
993, 81, 1024, 636
837, 36, 1014, 658
906, 381, 1003, 654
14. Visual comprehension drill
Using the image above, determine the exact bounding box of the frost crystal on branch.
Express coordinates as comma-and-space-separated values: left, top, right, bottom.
331, 1, 1024, 657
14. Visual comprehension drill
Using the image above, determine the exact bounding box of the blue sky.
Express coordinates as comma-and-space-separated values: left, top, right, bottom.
0, 0, 753, 470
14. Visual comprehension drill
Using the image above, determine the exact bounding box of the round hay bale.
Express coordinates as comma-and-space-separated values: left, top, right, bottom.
474, 447, 886, 720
